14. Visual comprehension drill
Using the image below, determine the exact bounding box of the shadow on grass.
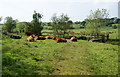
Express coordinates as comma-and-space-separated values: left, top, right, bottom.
106, 39, 119, 45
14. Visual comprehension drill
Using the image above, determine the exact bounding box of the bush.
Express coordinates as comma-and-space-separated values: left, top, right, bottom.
107, 24, 112, 27
112, 25, 117, 29
80, 26, 85, 29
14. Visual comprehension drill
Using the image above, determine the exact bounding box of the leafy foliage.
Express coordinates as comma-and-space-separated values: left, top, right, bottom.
3, 16, 16, 32
16, 22, 25, 33
86, 9, 109, 34
24, 11, 43, 35
51, 13, 72, 37
112, 25, 117, 29
31, 20, 43, 35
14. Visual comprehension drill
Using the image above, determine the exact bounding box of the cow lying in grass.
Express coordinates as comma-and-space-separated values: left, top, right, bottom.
36, 36, 46, 40
26, 34, 35, 42
45, 36, 54, 39
70, 36, 77, 42
53, 37, 67, 43
89, 39, 103, 42
10, 35, 22, 39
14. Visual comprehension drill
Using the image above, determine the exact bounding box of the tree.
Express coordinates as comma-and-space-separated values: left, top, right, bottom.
31, 20, 43, 35
114, 18, 120, 24
67, 20, 74, 29
74, 21, 80, 24
33, 10, 43, 22
24, 22, 32, 32
3, 16, 16, 32
80, 21, 86, 28
51, 13, 72, 37
47, 22, 52, 26
86, 9, 109, 34
16, 22, 25, 33
25, 11, 43, 35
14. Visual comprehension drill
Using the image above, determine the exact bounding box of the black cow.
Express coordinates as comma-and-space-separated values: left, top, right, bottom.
10, 35, 22, 39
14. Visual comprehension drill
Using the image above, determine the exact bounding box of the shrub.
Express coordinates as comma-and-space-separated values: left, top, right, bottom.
112, 25, 117, 29
80, 26, 85, 29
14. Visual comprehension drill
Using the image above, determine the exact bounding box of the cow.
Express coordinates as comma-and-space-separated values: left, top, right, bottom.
26, 34, 35, 42
25, 31, 32, 36
89, 39, 102, 42
36, 36, 46, 40
52, 37, 57, 40
53, 37, 67, 43
10, 35, 22, 39
78, 36, 87, 40
70, 36, 77, 42
45, 36, 54, 39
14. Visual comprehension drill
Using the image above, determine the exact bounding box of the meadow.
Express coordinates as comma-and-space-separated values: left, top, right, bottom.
1, 24, 119, 75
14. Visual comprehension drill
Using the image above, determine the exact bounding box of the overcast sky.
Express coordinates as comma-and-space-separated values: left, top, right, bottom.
0, 0, 119, 23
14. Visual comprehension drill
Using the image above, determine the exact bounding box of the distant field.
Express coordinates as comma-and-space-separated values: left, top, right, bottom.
42, 25, 118, 39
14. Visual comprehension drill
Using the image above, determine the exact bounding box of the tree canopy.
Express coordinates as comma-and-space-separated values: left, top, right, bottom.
24, 11, 43, 35
3, 16, 16, 32
86, 9, 109, 34
51, 13, 72, 37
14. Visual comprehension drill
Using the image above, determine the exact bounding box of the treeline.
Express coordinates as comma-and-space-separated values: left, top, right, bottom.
2, 11, 74, 37
1, 9, 120, 37
2, 11, 43, 35
74, 17, 120, 29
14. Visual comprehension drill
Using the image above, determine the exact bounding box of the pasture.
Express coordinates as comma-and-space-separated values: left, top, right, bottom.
2, 25, 118, 75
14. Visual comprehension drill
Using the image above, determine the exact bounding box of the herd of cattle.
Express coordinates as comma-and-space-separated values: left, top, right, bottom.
6, 31, 109, 43
26, 34, 77, 43
9, 32, 77, 43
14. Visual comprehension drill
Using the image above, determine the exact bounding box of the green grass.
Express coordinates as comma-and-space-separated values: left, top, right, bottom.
2, 33, 118, 75
99, 26, 118, 39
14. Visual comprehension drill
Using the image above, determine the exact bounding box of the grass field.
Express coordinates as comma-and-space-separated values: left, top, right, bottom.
2, 30, 118, 75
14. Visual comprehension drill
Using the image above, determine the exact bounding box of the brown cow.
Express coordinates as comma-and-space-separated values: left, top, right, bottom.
70, 36, 77, 42
53, 37, 67, 43
26, 34, 35, 42
52, 37, 57, 40
36, 36, 46, 40
45, 36, 54, 39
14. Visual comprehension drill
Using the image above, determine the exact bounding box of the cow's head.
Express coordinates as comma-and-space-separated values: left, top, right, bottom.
31, 34, 36, 38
